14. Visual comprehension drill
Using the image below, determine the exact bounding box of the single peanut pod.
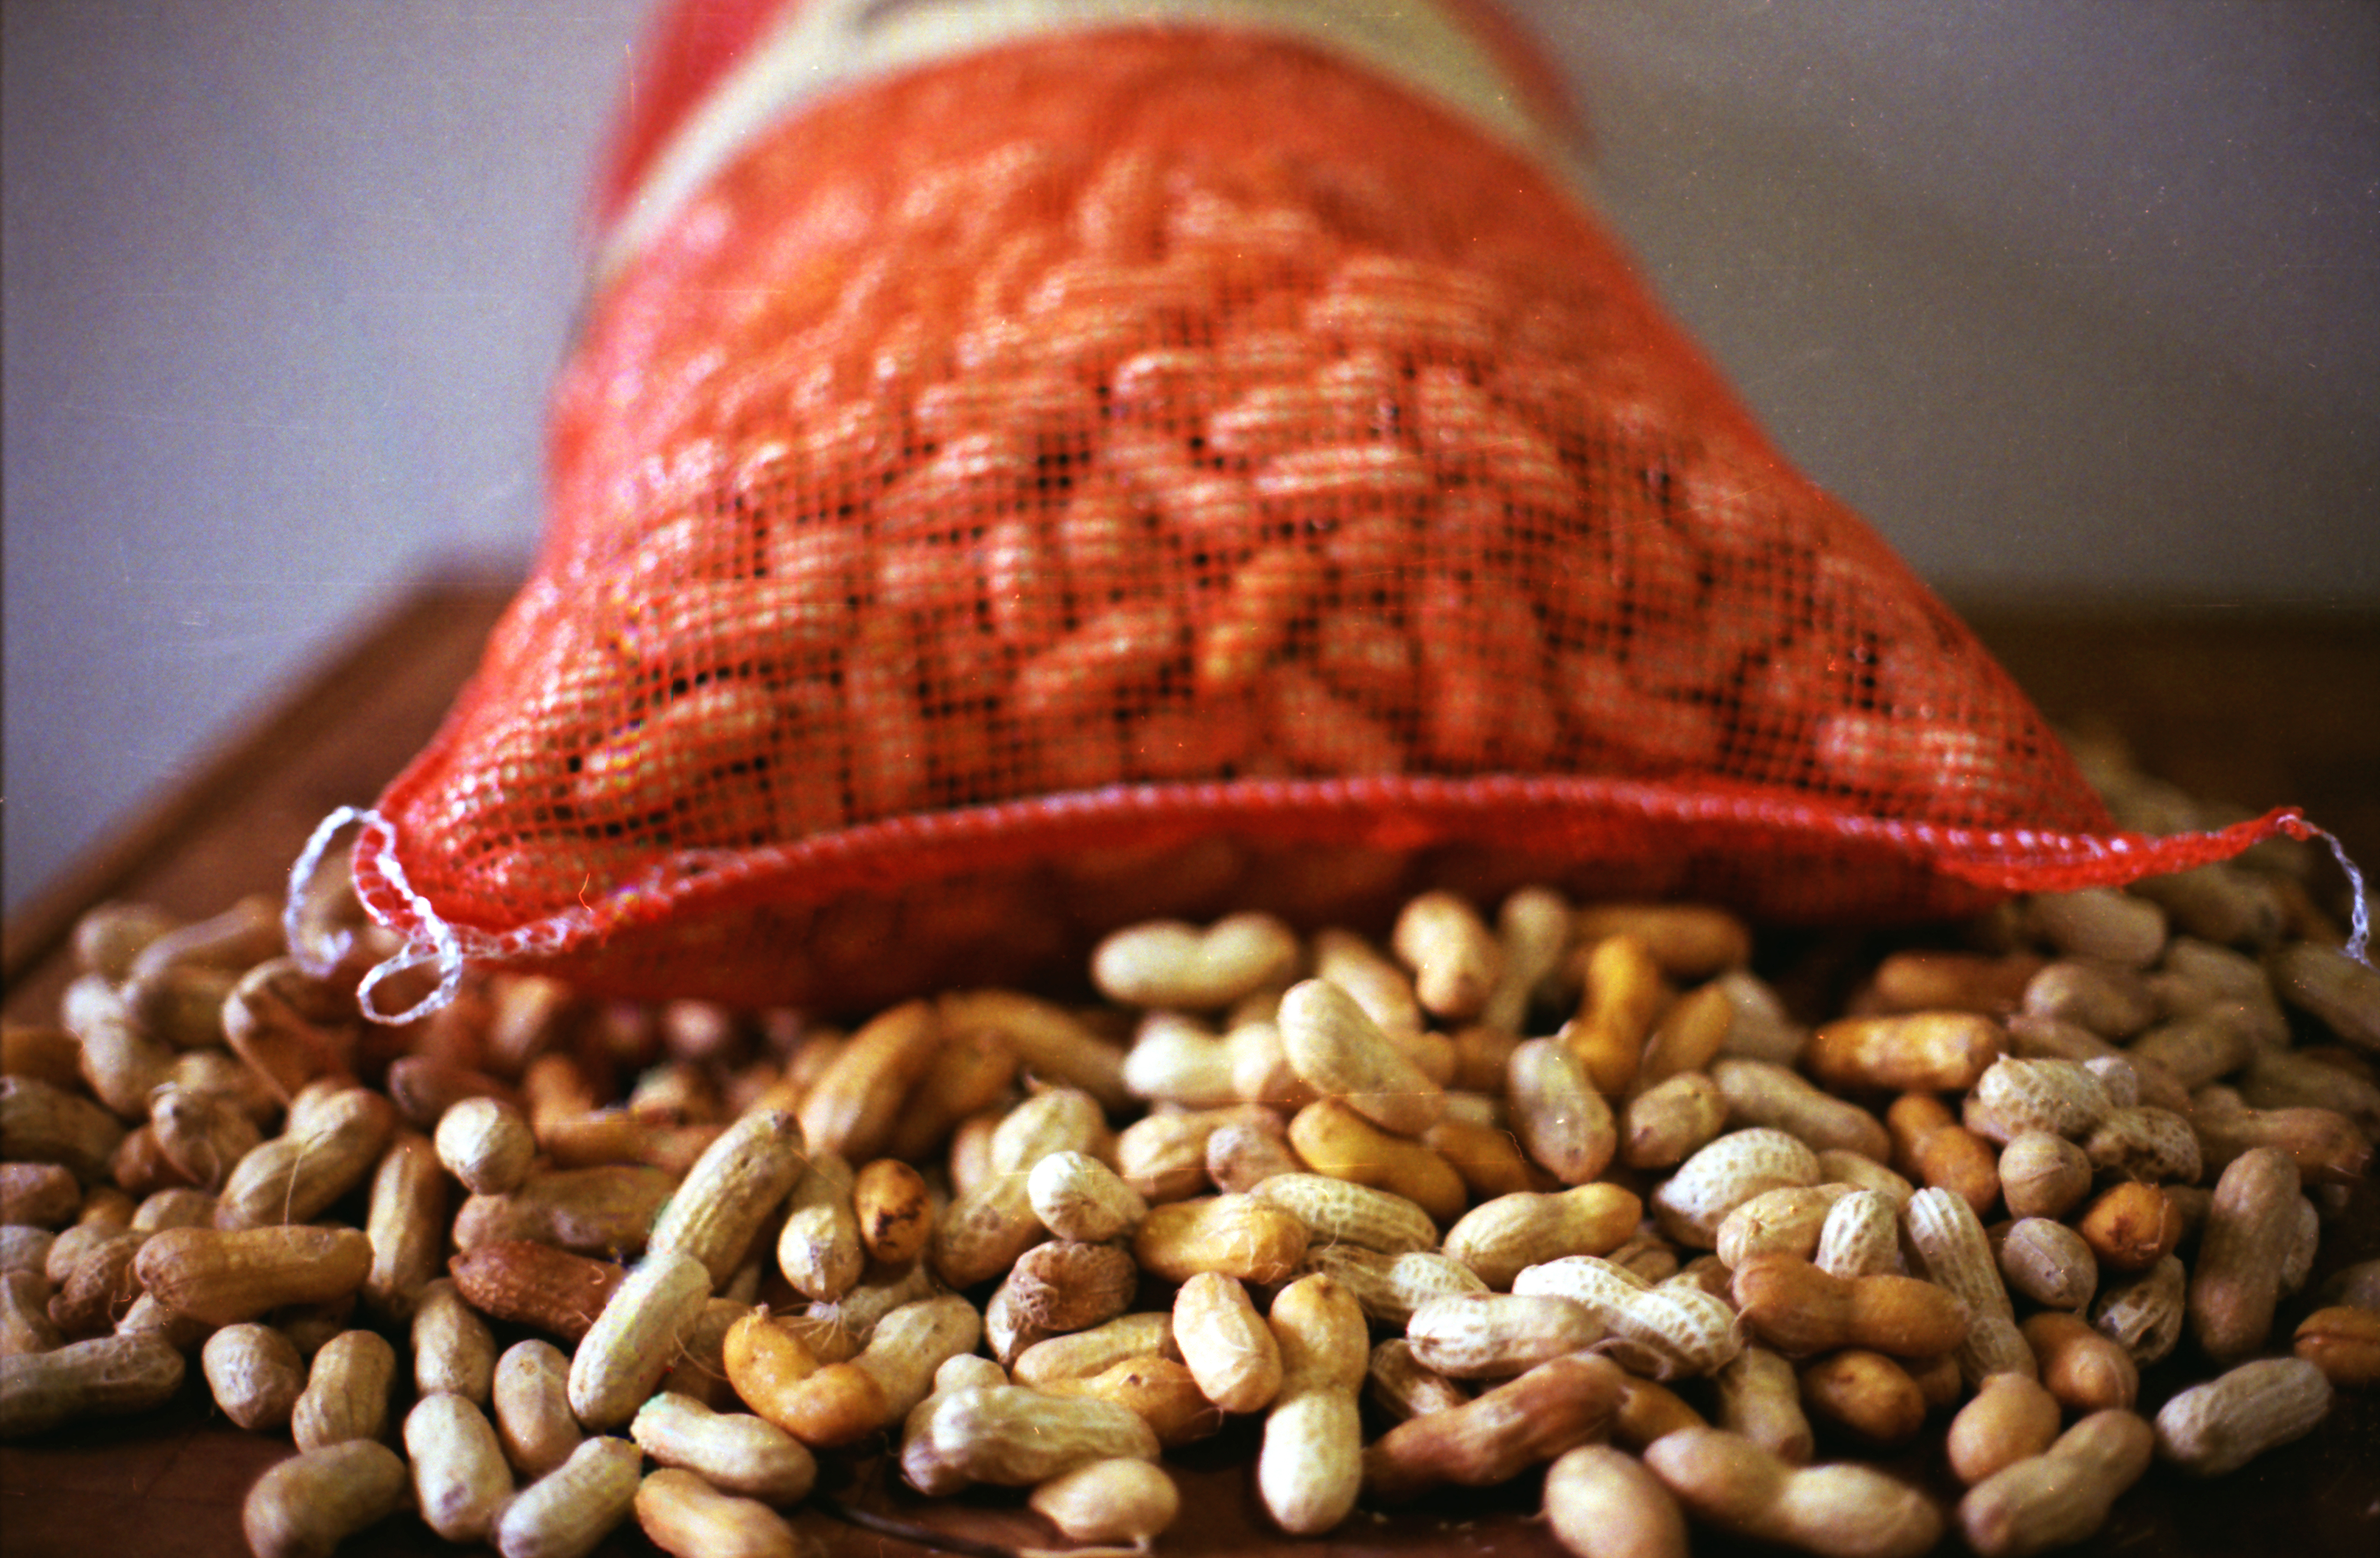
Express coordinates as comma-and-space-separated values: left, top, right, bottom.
1561, 935, 1668, 1097
1947, 1373, 2064, 1486
1965, 1057, 2114, 1143
1091, 912, 1302, 1011
407, 1391, 516, 1544
60, 974, 178, 1120
2074, 1182, 2184, 1274
1365, 1351, 1626, 1501
1714, 1347, 1814, 1465
0, 1163, 82, 1231
1623, 1071, 1728, 1170
203, 1321, 305, 1431
494, 1339, 582, 1478
635, 1467, 799, 1558
494, 1434, 643, 1558
1276, 978, 1447, 1139
1173, 1271, 1282, 1414
290, 1328, 395, 1451
1135, 1192, 1310, 1284
242, 1439, 410, 1558
147, 1085, 261, 1192
795, 998, 940, 1163
1543, 1443, 1691, 1558
1391, 891, 1504, 1023
1008, 1239, 1139, 1334
449, 1241, 626, 1343
1998, 1131, 2094, 1221
1508, 1037, 1616, 1185
2153, 1356, 2332, 1475
1442, 1183, 1644, 1289
1642, 1427, 1943, 1558
1257, 1273, 1368, 1535
1730, 1254, 1971, 1359
362, 1130, 448, 1325
1809, 1011, 2005, 1093
2022, 1311, 2139, 1413
848, 1157, 932, 1271
2293, 1306, 2380, 1388
415, 1274, 498, 1402
134, 1224, 371, 1327
1303, 1244, 1488, 1329
1995, 1218, 2098, 1311
1286, 1099, 1466, 1225
436, 1097, 538, 1196
1114, 1106, 1231, 1204
1027, 1149, 1147, 1243
568, 1249, 711, 1431
1799, 1349, 1926, 1447
2023, 958, 2157, 1036
647, 1107, 802, 1287
1028, 1457, 1180, 1547
213, 1085, 394, 1230
0, 1329, 185, 1438
775, 1148, 863, 1303
1864, 949, 2041, 1016
1905, 1187, 2035, 1383
2189, 1145, 2302, 1366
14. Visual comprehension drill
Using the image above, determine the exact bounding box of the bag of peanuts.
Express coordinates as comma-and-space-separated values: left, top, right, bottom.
327, 0, 2338, 1017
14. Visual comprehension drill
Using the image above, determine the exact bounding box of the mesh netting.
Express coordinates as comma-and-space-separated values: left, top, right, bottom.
352, 16, 2314, 1014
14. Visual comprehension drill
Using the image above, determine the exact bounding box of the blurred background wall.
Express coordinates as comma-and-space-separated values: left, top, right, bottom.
7, 0, 2376, 914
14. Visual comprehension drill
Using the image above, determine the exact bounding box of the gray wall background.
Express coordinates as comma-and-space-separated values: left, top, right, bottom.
8, 0, 2376, 913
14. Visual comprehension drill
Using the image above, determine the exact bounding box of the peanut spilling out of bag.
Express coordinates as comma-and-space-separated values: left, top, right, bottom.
3, 730, 2376, 1558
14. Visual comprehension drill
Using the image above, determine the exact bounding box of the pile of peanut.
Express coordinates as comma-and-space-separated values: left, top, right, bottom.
3, 830, 2377, 1558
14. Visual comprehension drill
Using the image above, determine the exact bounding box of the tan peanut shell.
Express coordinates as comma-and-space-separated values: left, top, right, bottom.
1544, 1443, 1691, 1558
1364, 1351, 1624, 1501
243, 1439, 410, 1558
1959, 1409, 2154, 1558
407, 1391, 517, 1544
1277, 976, 1447, 1137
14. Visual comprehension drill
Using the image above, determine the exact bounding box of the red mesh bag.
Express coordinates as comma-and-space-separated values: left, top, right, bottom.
334, 0, 2331, 1016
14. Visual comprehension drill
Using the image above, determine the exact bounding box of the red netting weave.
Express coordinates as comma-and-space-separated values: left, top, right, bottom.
352, 14, 2311, 1014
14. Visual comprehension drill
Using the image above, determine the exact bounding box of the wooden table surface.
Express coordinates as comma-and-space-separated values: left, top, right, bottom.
4, 570, 2377, 1558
